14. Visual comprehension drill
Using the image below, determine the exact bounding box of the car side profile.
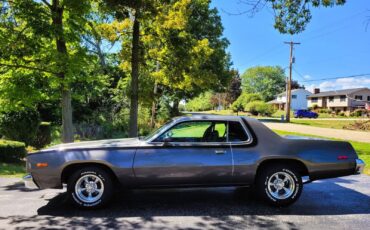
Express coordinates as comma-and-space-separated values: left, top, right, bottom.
294, 109, 319, 118
24, 115, 365, 208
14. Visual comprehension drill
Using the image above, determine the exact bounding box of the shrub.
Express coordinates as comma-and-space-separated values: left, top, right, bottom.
31, 122, 52, 149
0, 108, 40, 145
338, 112, 345, 117
350, 109, 367, 117
231, 93, 262, 112
0, 140, 27, 163
245, 100, 275, 116
318, 109, 330, 114
308, 104, 318, 111
185, 92, 213, 112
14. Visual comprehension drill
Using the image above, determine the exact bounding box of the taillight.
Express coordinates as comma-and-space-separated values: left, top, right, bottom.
337, 155, 348, 160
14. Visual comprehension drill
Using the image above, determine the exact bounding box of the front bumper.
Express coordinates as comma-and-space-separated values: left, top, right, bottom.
355, 159, 365, 174
23, 174, 39, 189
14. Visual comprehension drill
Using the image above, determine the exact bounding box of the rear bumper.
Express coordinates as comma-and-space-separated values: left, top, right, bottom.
23, 174, 39, 189
355, 159, 365, 174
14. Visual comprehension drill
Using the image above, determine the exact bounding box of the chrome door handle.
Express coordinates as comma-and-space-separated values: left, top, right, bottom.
215, 150, 226, 155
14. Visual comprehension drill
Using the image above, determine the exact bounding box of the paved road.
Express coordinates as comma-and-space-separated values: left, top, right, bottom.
263, 122, 370, 143
0, 175, 370, 229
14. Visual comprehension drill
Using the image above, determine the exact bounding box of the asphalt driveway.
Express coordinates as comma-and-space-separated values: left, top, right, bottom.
0, 175, 370, 229
263, 122, 370, 143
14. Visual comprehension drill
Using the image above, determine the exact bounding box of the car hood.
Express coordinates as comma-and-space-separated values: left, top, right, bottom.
41, 138, 142, 152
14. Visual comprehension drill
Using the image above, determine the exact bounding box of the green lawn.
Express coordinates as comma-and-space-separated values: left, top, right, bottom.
0, 162, 26, 178
291, 119, 359, 130
273, 129, 370, 175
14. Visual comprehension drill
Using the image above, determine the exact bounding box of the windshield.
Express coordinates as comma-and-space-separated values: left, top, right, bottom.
144, 119, 175, 141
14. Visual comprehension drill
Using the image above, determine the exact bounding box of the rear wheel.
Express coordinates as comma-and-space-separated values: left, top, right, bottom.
256, 165, 302, 207
67, 167, 113, 209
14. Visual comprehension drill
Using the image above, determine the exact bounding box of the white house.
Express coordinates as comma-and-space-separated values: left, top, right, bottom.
268, 89, 312, 111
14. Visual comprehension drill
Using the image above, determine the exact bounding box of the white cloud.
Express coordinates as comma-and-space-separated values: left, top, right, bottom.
303, 75, 311, 80
304, 77, 370, 92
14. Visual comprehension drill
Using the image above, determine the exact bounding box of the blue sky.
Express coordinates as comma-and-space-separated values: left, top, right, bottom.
211, 0, 370, 92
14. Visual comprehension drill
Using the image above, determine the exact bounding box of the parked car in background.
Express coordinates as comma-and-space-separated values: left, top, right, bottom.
294, 109, 318, 118
24, 115, 364, 209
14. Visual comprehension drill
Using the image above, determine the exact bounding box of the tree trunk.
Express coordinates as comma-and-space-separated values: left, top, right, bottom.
61, 89, 73, 142
129, 10, 140, 137
150, 83, 158, 128
51, 0, 74, 143
172, 98, 180, 117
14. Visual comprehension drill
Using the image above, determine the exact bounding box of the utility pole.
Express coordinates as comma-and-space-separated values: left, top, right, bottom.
284, 41, 300, 122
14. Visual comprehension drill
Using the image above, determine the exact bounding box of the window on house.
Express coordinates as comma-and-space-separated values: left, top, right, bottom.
340, 95, 346, 102
329, 96, 334, 102
292, 95, 297, 99
368, 96, 370, 101
311, 97, 318, 103
355, 95, 363, 101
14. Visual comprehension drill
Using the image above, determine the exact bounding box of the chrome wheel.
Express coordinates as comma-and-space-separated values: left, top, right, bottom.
75, 174, 104, 203
267, 172, 295, 200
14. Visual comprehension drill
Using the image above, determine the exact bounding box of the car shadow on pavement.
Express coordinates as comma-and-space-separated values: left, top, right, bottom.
37, 176, 370, 216
3, 181, 39, 192
1, 176, 369, 229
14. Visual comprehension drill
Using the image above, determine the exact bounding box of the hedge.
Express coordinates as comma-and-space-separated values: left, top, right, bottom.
0, 140, 27, 163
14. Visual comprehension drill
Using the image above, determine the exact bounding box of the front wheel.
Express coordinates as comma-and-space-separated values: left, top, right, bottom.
67, 167, 114, 209
256, 165, 302, 207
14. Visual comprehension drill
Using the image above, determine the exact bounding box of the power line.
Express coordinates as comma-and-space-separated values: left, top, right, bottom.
300, 73, 370, 82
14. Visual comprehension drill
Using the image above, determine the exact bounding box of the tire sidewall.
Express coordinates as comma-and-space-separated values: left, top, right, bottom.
259, 166, 302, 206
68, 168, 113, 209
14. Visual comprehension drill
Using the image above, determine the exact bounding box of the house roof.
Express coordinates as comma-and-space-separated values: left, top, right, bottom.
277, 89, 312, 96
307, 88, 369, 98
267, 99, 285, 104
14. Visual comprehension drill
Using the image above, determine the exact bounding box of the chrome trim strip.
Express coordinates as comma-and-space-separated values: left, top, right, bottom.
23, 174, 39, 189
355, 159, 365, 174
147, 117, 254, 146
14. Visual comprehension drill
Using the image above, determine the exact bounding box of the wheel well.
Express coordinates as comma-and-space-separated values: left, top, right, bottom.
61, 163, 119, 185
256, 159, 309, 178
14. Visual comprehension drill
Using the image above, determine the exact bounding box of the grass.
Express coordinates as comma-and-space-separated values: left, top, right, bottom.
273, 129, 370, 175
290, 119, 359, 130
196, 110, 369, 131
0, 162, 26, 178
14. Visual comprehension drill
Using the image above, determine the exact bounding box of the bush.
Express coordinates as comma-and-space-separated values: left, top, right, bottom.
309, 104, 318, 111
0, 108, 40, 145
350, 109, 367, 117
0, 140, 27, 163
31, 122, 52, 149
318, 109, 330, 114
231, 93, 262, 112
245, 100, 275, 116
185, 92, 213, 112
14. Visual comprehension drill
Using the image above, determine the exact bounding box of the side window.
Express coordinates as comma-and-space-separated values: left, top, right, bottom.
228, 121, 248, 142
155, 121, 227, 143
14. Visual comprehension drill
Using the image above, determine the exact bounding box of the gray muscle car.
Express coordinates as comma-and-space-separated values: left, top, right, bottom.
24, 115, 365, 208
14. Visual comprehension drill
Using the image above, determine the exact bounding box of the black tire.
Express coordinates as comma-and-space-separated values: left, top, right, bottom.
256, 164, 302, 207
67, 167, 114, 209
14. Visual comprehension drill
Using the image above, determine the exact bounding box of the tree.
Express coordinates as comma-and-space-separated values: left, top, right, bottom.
102, 0, 232, 130
241, 66, 286, 101
291, 80, 305, 90
226, 70, 242, 104
0, 0, 94, 143
238, 0, 346, 34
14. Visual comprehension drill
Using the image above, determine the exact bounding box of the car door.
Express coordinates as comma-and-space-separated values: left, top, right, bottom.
228, 119, 259, 185
133, 120, 233, 187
